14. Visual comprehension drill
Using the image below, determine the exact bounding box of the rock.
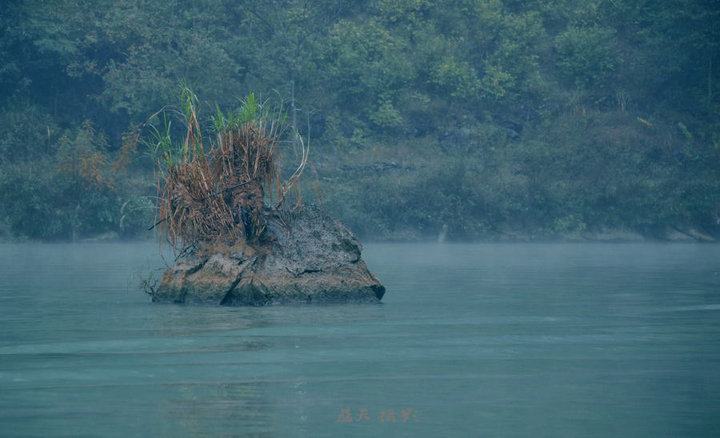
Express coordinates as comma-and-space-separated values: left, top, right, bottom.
666, 227, 716, 242
80, 231, 120, 242
664, 229, 696, 242
581, 229, 645, 242
686, 228, 715, 242
153, 205, 386, 305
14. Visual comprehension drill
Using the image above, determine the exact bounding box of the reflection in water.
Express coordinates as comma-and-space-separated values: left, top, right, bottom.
1, 242, 720, 437
167, 382, 272, 437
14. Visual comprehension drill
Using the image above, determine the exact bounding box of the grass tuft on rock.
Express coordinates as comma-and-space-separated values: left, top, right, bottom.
147, 89, 308, 251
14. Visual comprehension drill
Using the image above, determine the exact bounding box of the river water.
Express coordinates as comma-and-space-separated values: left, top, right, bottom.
1, 242, 719, 437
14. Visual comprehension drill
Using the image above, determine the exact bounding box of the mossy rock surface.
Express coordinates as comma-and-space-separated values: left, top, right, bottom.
153, 205, 385, 305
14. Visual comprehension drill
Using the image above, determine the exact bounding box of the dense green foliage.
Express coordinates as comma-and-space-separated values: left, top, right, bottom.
1, 0, 719, 241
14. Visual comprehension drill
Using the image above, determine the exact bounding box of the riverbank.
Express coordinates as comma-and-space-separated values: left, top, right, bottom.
2, 225, 715, 245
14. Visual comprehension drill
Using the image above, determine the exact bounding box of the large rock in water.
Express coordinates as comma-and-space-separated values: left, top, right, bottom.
153, 205, 385, 305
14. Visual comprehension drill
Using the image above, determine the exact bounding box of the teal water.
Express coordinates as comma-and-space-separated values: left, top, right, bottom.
1, 243, 719, 437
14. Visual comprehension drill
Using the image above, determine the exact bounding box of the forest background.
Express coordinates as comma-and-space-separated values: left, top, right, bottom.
1, 0, 719, 242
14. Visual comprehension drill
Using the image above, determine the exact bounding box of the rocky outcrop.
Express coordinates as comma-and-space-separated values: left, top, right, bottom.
152, 205, 385, 305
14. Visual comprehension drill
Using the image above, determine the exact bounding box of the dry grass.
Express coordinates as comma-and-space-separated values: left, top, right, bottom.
150, 91, 308, 250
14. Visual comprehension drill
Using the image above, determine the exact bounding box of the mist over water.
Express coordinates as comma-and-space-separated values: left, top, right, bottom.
1, 243, 719, 437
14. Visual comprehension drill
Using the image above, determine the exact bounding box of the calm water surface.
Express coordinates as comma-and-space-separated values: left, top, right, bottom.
1, 242, 719, 437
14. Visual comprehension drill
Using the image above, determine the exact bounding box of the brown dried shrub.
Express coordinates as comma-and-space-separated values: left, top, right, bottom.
150, 92, 307, 251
